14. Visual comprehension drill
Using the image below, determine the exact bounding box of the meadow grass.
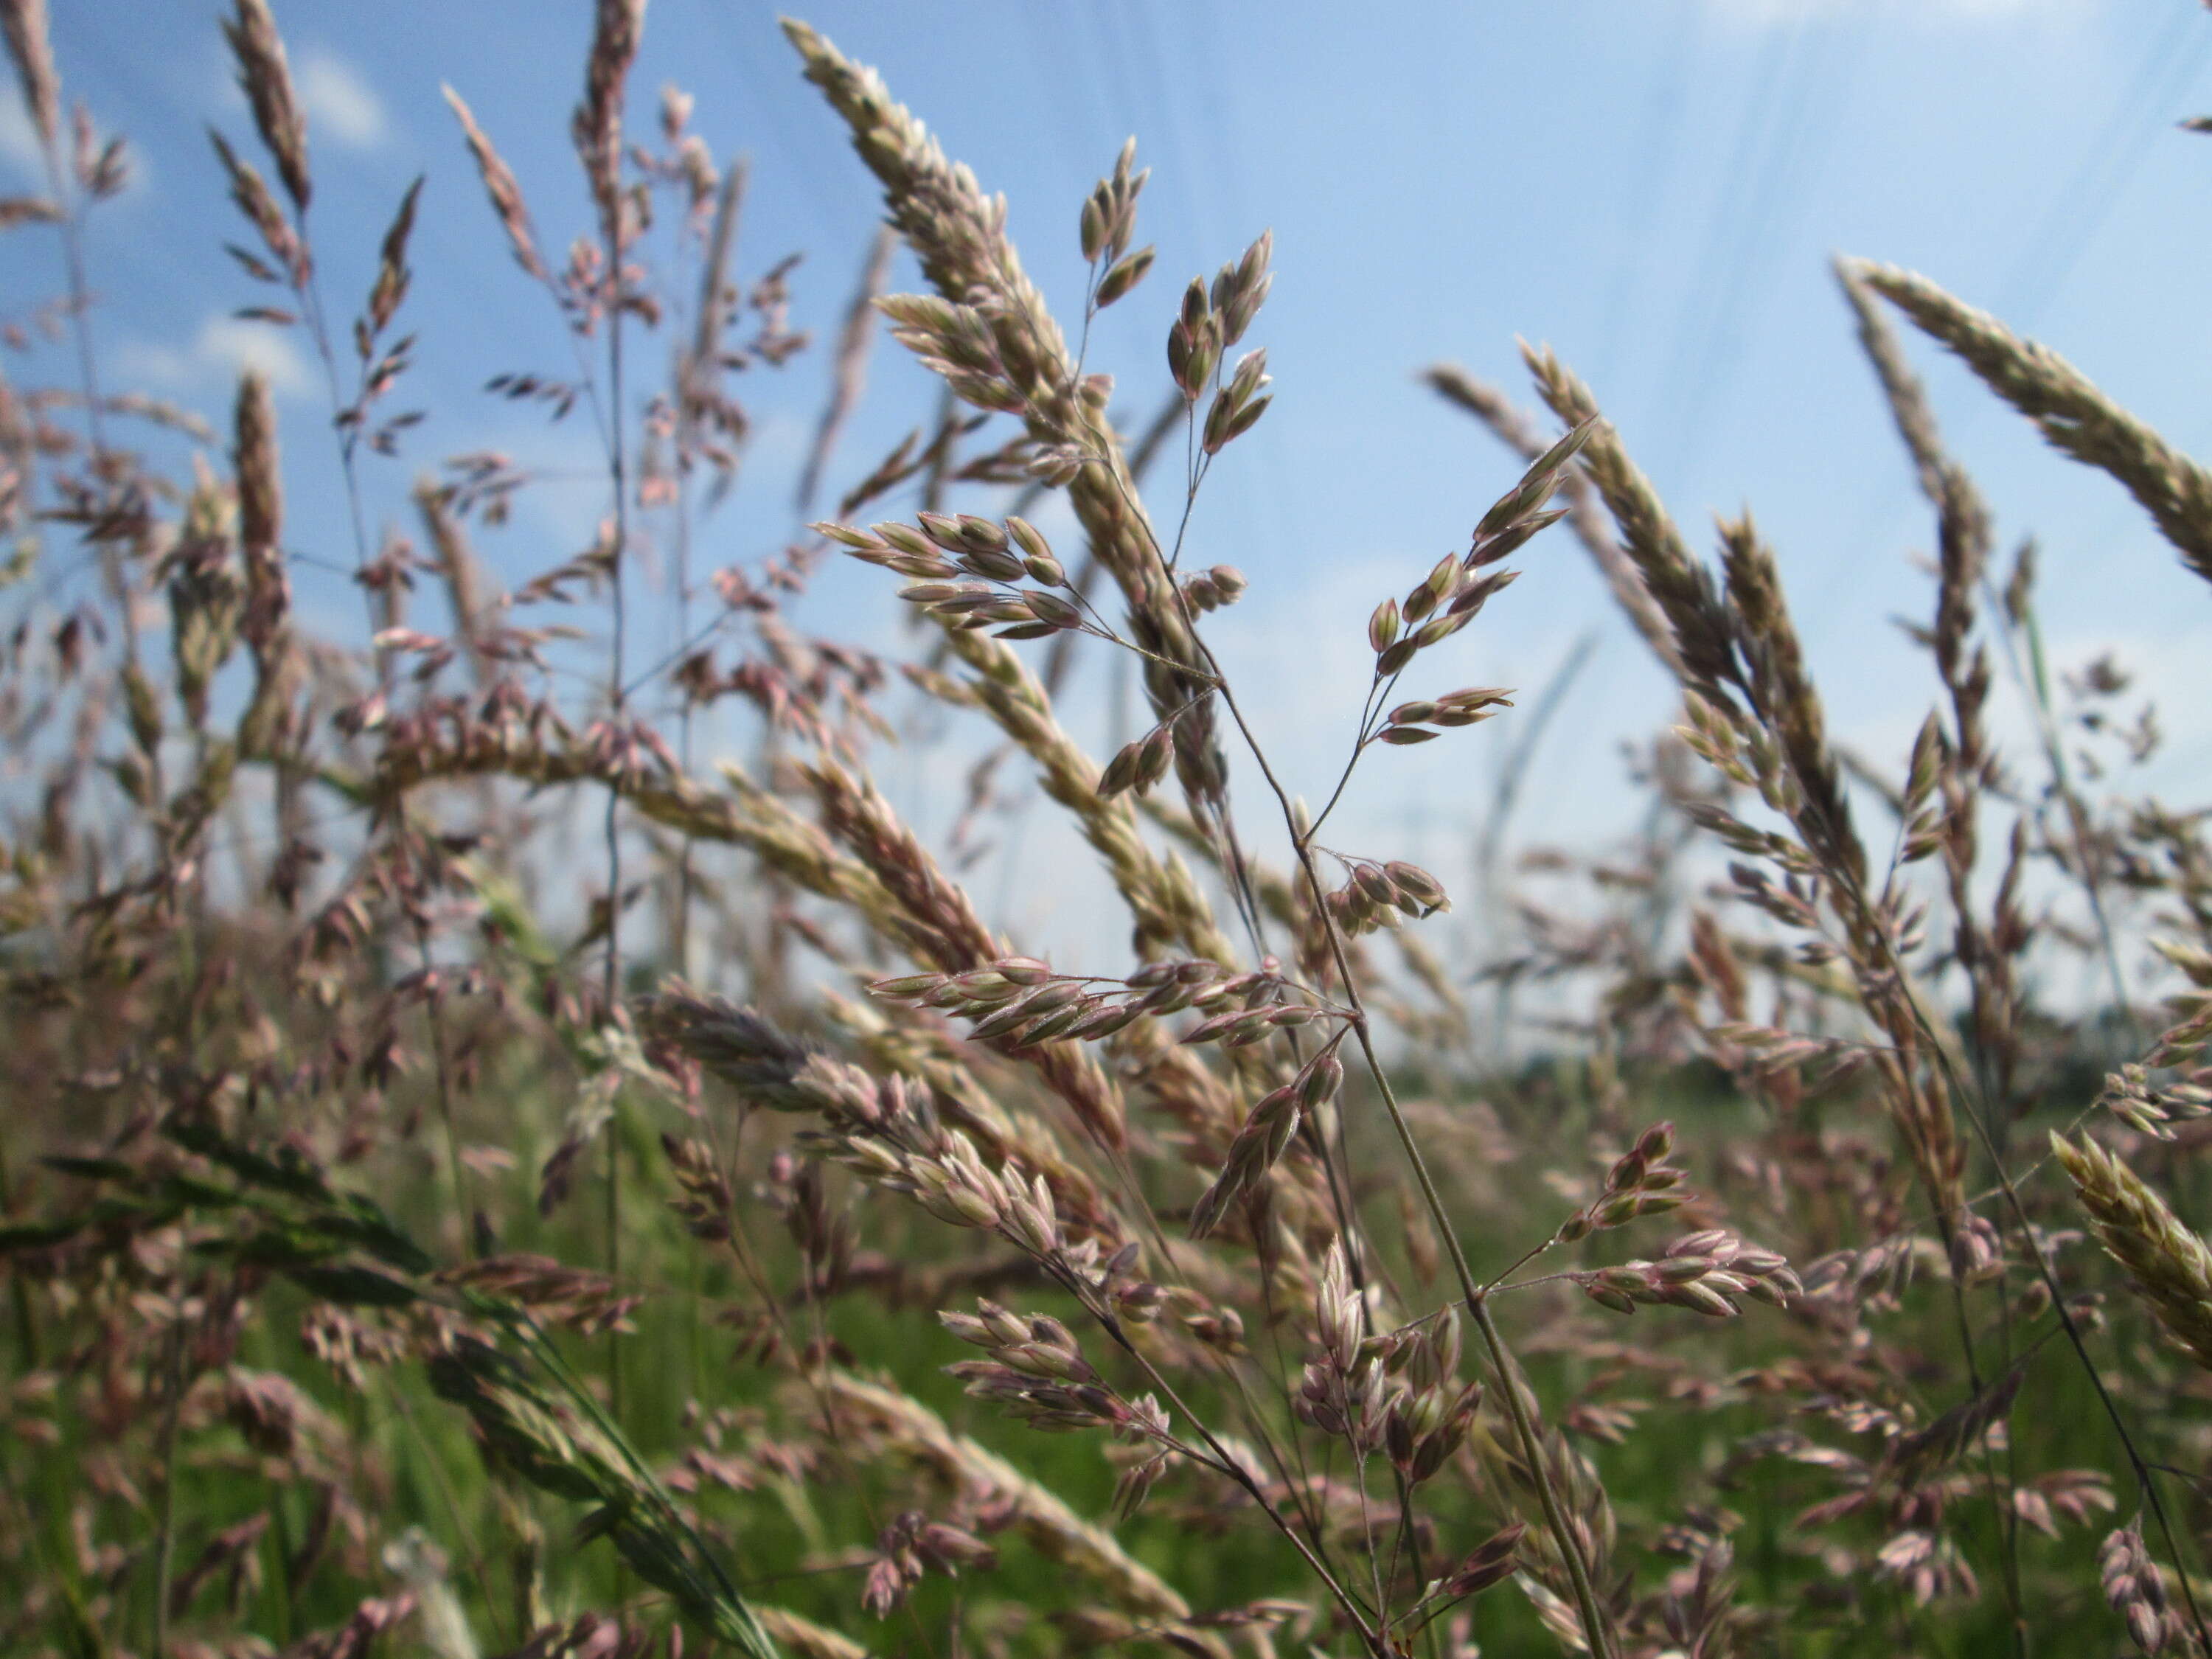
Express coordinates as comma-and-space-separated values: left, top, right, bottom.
7, 6, 2212, 1658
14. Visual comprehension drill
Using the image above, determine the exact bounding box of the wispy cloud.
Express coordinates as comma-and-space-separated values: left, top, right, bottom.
1702, 0, 2083, 24
296, 50, 386, 150
116, 314, 313, 399
0, 91, 45, 181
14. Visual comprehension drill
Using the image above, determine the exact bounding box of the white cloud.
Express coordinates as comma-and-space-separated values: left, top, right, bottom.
0, 91, 46, 180
116, 314, 313, 400
296, 51, 386, 150
1701, 0, 2079, 22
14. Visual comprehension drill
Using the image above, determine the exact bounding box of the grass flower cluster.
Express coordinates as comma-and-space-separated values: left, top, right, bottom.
6, 7, 2212, 1659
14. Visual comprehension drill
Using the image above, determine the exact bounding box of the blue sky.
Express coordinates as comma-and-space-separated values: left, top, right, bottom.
10, 0, 2212, 964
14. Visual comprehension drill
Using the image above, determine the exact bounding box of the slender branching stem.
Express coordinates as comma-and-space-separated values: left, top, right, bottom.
1084, 1297, 1385, 1652
599, 177, 633, 1474
150, 1320, 184, 1659
1178, 622, 1621, 1659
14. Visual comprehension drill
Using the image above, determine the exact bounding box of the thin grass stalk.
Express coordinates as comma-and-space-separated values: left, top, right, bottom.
714, 1180, 945, 1659
40, 115, 119, 614
380, 1375, 518, 1652
1076, 1297, 1381, 1646
779, 61, 1628, 1610
566, 3, 647, 1500
1475, 630, 1598, 900
1109, 453, 1620, 1646
29, 9, 2212, 1652
1422, 364, 1680, 681
672, 156, 746, 984
7, 0, 157, 806
780, 21, 1280, 999
826, 1373, 1200, 1627
1524, 357, 1972, 1221
797, 223, 894, 515
1834, 262, 2032, 1641
1983, 561, 2136, 1039
228, 7, 475, 1259
929, 625, 1237, 965
1077, 433, 1621, 1651
1216, 673, 1622, 1659
3, 1, 84, 1379
150, 1319, 184, 1659
0, 1129, 34, 1370
1836, 257, 2132, 1040
495, 1307, 780, 1659
600, 231, 630, 1369
444, 82, 613, 451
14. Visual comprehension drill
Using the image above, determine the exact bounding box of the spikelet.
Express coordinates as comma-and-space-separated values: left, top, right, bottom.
1851, 258, 2212, 592
232, 369, 286, 657
1, 0, 59, 150
221, 0, 310, 210
573, 0, 645, 234
442, 86, 548, 281
2053, 1132, 2212, 1373
827, 1372, 1190, 1621
1521, 343, 1739, 700
754, 1606, 866, 1659
781, 20, 1226, 801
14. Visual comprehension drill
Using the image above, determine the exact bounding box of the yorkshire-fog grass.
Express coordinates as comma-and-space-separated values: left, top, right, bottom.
6, 5, 2212, 1659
